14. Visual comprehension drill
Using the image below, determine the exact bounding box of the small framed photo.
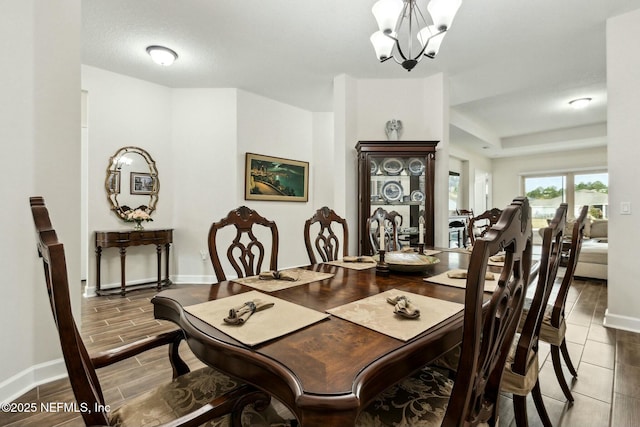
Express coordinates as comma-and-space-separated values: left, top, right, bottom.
130, 172, 155, 195
107, 171, 120, 194
245, 153, 309, 202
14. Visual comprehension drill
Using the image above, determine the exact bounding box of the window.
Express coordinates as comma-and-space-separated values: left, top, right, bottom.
524, 175, 566, 230
575, 173, 608, 219
449, 172, 460, 214
523, 171, 608, 229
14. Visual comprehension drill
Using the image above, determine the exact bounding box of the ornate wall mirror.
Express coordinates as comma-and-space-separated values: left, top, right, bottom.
105, 146, 159, 219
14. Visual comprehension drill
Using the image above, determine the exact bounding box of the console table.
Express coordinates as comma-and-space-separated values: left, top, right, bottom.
95, 229, 173, 296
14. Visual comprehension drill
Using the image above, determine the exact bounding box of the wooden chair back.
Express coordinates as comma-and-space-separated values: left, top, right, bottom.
30, 196, 110, 427
443, 197, 532, 426
514, 203, 567, 373
304, 206, 349, 264
550, 205, 589, 329
506, 205, 566, 423
456, 209, 474, 217
449, 219, 467, 248
208, 206, 279, 282
468, 207, 503, 245
366, 207, 402, 254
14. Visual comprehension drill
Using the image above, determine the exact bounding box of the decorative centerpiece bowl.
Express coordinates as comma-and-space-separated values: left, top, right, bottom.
373, 251, 440, 272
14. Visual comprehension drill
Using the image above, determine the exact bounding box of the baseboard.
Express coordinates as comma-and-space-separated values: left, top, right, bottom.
0, 358, 67, 404
603, 309, 640, 333
84, 275, 179, 297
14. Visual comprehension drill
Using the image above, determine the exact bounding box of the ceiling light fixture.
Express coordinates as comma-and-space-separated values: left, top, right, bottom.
146, 45, 178, 66
370, 0, 462, 72
569, 97, 592, 109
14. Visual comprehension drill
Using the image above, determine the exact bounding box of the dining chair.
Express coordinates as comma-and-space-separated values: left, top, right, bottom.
448, 219, 466, 248
304, 206, 349, 264
501, 203, 568, 427
468, 207, 503, 246
29, 197, 278, 427
355, 197, 533, 427
208, 206, 279, 282
366, 207, 402, 254
532, 204, 589, 403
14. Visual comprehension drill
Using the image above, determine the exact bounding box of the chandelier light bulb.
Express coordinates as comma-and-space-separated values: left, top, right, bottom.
372, 0, 404, 34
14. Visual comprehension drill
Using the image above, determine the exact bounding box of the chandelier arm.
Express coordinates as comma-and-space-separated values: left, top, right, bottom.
384, 33, 409, 62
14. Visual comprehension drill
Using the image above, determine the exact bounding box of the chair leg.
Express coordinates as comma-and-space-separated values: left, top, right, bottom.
531, 381, 553, 427
560, 339, 578, 377
551, 344, 574, 403
513, 394, 529, 427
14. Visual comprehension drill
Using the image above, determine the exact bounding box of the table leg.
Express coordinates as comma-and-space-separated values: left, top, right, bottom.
119, 247, 127, 297
95, 246, 102, 293
164, 242, 171, 286
156, 244, 162, 291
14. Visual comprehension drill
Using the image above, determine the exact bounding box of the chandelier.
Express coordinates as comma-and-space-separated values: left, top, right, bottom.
370, 0, 462, 71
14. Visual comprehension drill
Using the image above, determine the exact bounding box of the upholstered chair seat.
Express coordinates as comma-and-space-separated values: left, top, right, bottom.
110, 366, 283, 427
520, 306, 566, 346
356, 366, 493, 427
501, 333, 540, 397
355, 367, 453, 427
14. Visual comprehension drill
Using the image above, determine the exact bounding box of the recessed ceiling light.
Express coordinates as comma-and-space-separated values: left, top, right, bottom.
569, 97, 592, 109
146, 45, 178, 66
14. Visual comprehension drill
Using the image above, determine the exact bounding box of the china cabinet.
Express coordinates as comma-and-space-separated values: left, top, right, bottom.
356, 140, 438, 255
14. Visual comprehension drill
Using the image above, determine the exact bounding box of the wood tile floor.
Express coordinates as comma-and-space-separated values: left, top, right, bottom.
2, 274, 638, 427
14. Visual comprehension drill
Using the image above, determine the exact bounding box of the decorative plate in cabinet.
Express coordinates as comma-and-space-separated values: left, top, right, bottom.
406, 158, 425, 176
381, 158, 404, 176
381, 181, 403, 202
370, 159, 378, 175
410, 190, 425, 202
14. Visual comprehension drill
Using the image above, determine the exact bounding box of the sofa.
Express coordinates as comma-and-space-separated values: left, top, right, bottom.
572, 218, 608, 280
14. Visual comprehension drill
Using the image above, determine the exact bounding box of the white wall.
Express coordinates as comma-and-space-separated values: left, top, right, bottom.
604, 9, 640, 332
332, 75, 359, 254
492, 146, 607, 210
170, 88, 239, 283
311, 112, 336, 208
81, 66, 173, 292
450, 143, 493, 213
1, 0, 81, 403
334, 74, 450, 250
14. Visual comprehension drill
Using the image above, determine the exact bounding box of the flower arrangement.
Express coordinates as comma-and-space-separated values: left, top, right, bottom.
124, 208, 153, 230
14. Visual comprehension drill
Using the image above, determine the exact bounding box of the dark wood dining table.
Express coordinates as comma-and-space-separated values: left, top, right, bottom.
152, 249, 492, 427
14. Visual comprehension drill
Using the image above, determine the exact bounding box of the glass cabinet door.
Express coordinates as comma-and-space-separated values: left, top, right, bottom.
370, 155, 426, 248
356, 141, 438, 256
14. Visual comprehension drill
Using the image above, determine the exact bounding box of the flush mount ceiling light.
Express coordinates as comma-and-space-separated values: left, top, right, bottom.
569, 97, 592, 109
146, 45, 178, 66
370, 0, 462, 71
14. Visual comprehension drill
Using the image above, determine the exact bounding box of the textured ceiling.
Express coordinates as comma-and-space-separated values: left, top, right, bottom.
81, 0, 640, 157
